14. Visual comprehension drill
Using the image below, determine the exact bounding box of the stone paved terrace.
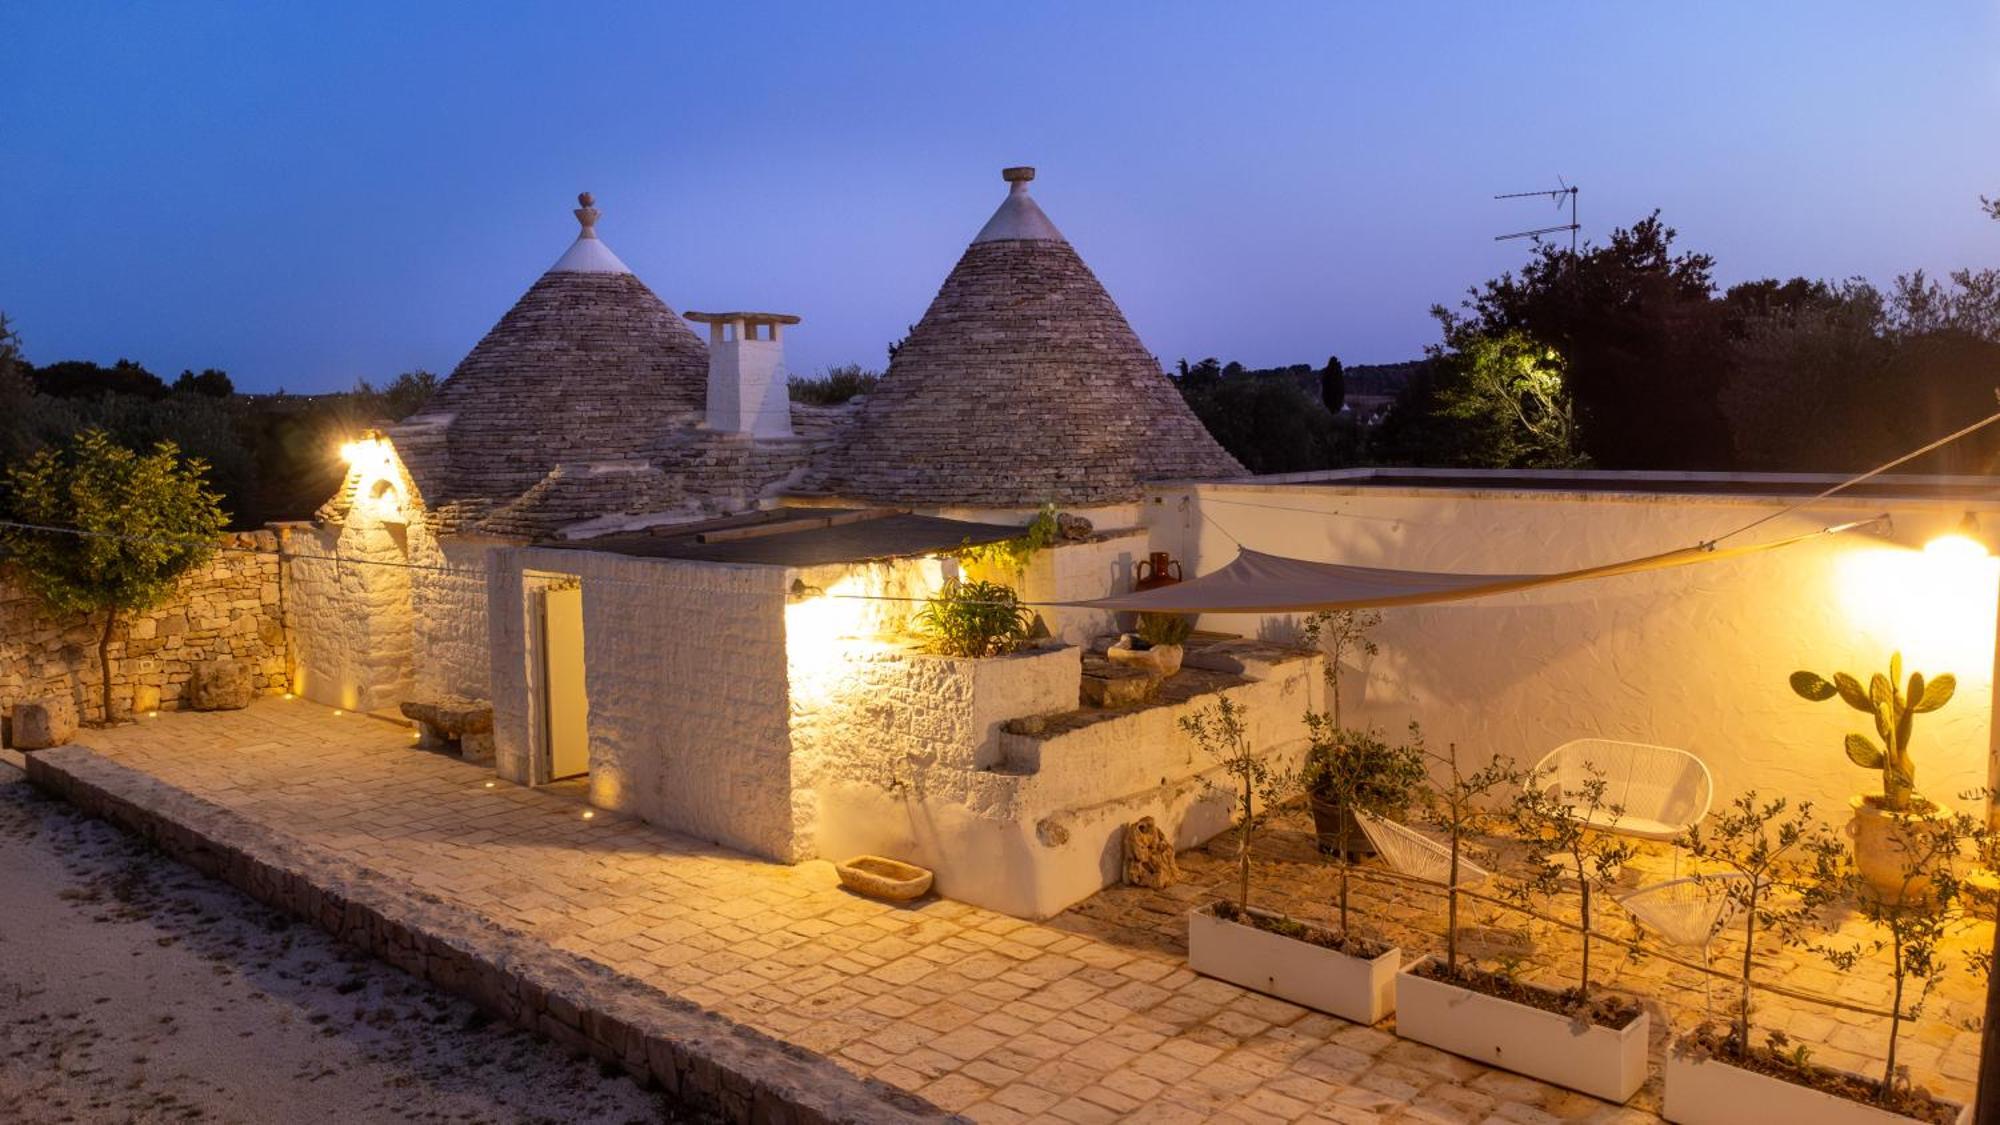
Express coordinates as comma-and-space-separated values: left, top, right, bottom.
32, 700, 1983, 1122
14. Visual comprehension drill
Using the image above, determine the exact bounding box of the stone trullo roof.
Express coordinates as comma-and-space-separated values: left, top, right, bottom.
365, 194, 852, 539
806, 168, 1244, 507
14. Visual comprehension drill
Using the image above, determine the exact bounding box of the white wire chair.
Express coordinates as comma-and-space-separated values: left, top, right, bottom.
1355, 809, 1490, 888
1615, 872, 1747, 1009
1532, 739, 1714, 842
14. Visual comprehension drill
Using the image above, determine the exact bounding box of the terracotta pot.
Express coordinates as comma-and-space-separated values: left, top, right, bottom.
1849, 795, 1951, 902
1308, 793, 1377, 857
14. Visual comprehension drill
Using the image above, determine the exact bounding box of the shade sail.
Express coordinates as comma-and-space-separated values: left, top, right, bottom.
1070, 523, 1868, 615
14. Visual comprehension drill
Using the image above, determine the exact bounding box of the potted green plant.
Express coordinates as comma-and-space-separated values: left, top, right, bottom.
1185, 696, 1397, 1018
1783, 803, 1985, 1124
1658, 793, 1961, 1124
1398, 757, 1648, 1103
1300, 609, 1382, 854
1257, 720, 1427, 1023
1789, 652, 1957, 899
913, 578, 1033, 657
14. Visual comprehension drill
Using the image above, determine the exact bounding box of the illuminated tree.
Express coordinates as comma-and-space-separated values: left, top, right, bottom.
2, 430, 226, 721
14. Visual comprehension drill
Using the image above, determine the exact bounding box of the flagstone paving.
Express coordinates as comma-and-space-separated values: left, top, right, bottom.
45, 700, 1988, 1121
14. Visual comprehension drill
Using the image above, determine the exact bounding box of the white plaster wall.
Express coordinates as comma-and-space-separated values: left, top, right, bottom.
1158, 481, 1999, 819
490, 548, 799, 861
280, 521, 414, 712
795, 613, 1322, 917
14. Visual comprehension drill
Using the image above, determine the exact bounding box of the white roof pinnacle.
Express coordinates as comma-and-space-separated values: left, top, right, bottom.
548, 190, 634, 274
971, 166, 1065, 244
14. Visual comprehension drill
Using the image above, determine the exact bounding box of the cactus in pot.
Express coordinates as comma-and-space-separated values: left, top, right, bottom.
1790, 652, 1958, 901
1788, 651, 1954, 814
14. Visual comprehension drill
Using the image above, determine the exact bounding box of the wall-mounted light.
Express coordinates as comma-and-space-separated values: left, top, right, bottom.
1925, 511, 1991, 561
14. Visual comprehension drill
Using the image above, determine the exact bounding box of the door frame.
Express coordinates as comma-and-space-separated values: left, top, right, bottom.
522, 572, 586, 786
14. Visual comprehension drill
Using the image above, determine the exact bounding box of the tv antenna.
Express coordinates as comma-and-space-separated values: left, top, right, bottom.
1494, 178, 1579, 254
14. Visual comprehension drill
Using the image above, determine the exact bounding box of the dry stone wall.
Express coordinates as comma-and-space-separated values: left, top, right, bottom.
1, 531, 287, 728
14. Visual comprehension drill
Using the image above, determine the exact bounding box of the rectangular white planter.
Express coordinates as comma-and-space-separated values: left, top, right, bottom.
1664, 1042, 1970, 1125
1187, 904, 1399, 1025
1394, 958, 1648, 1103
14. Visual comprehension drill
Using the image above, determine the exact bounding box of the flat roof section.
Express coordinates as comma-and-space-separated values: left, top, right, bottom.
548, 508, 1023, 567
1208, 467, 2000, 504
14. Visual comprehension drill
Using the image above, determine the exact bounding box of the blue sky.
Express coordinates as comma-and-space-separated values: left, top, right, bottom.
3, 2, 1997, 393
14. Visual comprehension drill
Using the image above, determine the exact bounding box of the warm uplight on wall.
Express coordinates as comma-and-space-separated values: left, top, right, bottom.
1838, 514, 1999, 670
1924, 512, 1991, 561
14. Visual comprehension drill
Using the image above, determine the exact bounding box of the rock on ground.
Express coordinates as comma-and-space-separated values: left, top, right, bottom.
0, 761, 706, 1124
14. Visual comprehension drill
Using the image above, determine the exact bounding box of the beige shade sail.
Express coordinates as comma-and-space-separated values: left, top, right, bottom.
1068, 521, 1876, 615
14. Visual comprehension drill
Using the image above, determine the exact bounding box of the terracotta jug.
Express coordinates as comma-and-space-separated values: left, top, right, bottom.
1134, 552, 1183, 592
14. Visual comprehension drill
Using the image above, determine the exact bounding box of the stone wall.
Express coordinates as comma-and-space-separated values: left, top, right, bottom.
280, 522, 413, 713
410, 531, 493, 702
490, 548, 798, 861
1, 531, 287, 728
1163, 479, 2000, 820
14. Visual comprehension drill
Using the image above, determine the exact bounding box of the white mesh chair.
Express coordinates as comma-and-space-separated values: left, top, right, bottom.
1355, 809, 1490, 888
1616, 872, 1747, 1008
1531, 739, 1714, 841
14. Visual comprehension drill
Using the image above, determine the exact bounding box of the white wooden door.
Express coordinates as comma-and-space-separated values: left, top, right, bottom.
542, 585, 590, 780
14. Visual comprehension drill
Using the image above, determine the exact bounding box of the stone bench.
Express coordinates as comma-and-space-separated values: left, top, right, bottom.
398, 697, 495, 764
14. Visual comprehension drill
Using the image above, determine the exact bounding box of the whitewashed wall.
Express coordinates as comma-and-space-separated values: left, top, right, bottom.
409, 530, 494, 701
1156, 480, 2000, 819
280, 521, 413, 712
491, 548, 799, 861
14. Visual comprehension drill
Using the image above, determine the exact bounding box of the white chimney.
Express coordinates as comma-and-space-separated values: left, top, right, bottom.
684, 311, 799, 439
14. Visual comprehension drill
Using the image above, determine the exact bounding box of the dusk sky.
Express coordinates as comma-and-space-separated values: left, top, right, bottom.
4, 2, 1998, 393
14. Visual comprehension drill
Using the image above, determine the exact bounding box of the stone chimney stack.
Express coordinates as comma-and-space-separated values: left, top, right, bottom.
683, 311, 800, 439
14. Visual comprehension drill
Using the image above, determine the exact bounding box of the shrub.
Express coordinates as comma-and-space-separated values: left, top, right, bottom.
1136, 612, 1193, 647
913, 578, 1032, 657
788, 363, 879, 405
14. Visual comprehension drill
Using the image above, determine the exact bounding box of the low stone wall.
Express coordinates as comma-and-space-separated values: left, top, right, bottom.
1, 532, 288, 728
25, 746, 945, 1125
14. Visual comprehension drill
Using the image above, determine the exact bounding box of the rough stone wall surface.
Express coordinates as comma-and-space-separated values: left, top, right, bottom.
490, 549, 798, 861
280, 522, 414, 713
1165, 481, 2000, 820
796, 625, 1319, 917
0, 532, 287, 726
409, 531, 494, 702
808, 237, 1243, 507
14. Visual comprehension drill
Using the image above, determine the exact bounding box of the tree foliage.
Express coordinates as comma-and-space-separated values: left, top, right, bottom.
1446, 213, 1735, 469
2, 429, 227, 721
1173, 358, 1358, 473
1374, 328, 1586, 468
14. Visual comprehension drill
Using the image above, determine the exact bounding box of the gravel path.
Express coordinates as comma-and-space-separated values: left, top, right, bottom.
0, 761, 696, 1124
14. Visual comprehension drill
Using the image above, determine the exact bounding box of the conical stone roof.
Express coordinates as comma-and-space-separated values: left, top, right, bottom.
810, 168, 1243, 507
400, 193, 711, 522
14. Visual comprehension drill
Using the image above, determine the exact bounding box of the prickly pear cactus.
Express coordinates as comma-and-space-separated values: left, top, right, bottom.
1790, 651, 1955, 812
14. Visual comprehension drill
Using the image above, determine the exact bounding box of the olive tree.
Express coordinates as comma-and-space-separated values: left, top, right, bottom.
2, 429, 226, 721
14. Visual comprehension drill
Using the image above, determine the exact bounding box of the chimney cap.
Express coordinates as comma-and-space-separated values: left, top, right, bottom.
1002, 166, 1036, 184
684, 310, 802, 326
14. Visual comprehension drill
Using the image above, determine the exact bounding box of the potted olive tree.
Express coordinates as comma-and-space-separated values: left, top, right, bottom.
1656, 792, 1963, 1124
1215, 719, 1427, 1023
1398, 758, 1648, 1103
1186, 695, 1389, 1015
1300, 609, 1382, 853
1789, 652, 1956, 900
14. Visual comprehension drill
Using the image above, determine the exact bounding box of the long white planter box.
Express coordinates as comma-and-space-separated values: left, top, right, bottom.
1664, 1041, 1970, 1125
1394, 959, 1647, 1103
1187, 904, 1399, 1025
